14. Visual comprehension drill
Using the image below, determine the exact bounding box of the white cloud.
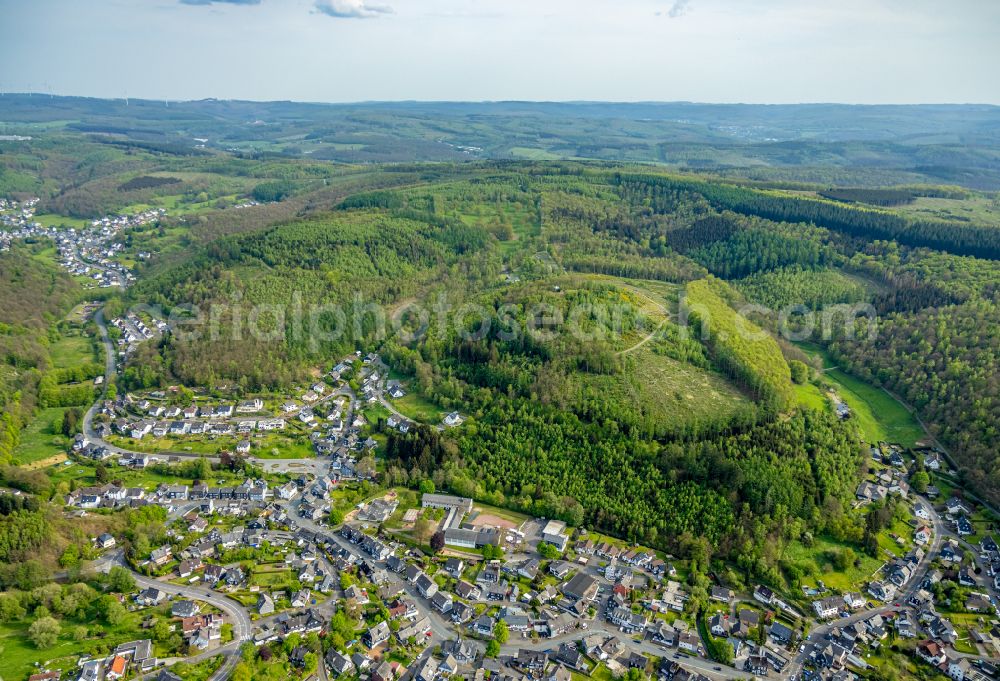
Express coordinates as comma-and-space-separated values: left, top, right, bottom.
315, 0, 393, 19
664, 0, 691, 18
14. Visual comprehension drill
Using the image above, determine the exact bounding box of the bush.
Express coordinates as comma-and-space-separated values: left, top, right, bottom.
789, 360, 810, 384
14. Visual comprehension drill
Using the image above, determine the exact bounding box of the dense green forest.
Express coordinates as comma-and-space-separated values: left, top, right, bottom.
3, 107, 1000, 555
386, 408, 862, 582
103, 160, 1000, 516
614, 173, 1000, 259
735, 267, 867, 310
831, 299, 1000, 505
0, 247, 85, 463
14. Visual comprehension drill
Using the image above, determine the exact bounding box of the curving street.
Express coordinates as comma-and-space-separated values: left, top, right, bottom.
783, 493, 947, 679
94, 551, 253, 681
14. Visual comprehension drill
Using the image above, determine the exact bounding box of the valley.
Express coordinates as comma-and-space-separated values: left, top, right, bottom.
0, 98, 998, 681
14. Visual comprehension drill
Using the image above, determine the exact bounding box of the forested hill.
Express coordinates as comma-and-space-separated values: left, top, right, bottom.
3, 95, 1000, 188
0, 246, 85, 463
113, 159, 1000, 511
3, 107, 1000, 554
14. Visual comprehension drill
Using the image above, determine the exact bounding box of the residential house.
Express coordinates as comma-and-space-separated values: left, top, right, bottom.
709, 612, 729, 636
946, 498, 972, 516
451, 601, 474, 624
965, 593, 992, 613
257, 593, 275, 615
916, 640, 947, 666
431, 591, 454, 614
473, 614, 495, 637
814, 596, 843, 619
867, 581, 896, 602
105, 656, 128, 680
769, 621, 794, 645
137, 588, 166, 606
678, 631, 700, 653
843, 592, 866, 609
710, 586, 734, 603
326, 651, 355, 677
445, 557, 465, 579
754, 584, 774, 605
364, 621, 391, 648
171, 600, 200, 618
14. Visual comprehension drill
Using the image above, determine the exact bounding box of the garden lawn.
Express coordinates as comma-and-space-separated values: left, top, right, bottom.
0, 604, 174, 681
392, 392, 447, 424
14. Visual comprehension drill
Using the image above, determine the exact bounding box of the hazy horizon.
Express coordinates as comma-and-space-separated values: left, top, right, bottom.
2, 0, 998, 105
4, 94, 1000, 107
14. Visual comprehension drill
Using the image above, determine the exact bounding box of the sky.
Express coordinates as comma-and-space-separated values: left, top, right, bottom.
1, 0, 998, 104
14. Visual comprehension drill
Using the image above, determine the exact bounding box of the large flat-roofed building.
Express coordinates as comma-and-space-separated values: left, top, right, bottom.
561, 572, 598, 602
445, 527, 501, 549
421, 493, 473, 514
542, 519, 569, 552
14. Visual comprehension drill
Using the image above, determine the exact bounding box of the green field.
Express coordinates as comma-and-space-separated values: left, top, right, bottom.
163, 655, 225, 681
250, 563, 299, 590
876, 515, 916, 557
575, 344, 751, 432
105, 432, 316, 459
895, 194, 1000, 226
48, 329, 98, 369
32, 213, 91, 229
508, 146, 564, 161
796, 341, 925, 446
469, 499, 532, 526
391, 391, 447, 424
794, 381, 830, 411
12, 407, 73, 465
45, 459, 254, 490
782, 534, 883, 593
824, 368, 925, 447
0, 603, 176, 681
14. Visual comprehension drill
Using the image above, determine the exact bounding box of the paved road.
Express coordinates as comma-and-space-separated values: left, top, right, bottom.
282, 500, 456, 641
371, 362, 417, 425
499, 627, 752, 681
81, 308, 116, 446
292, 499, 754, 680
783, 494, 947, 679
94, 551, 253, 681
83, 306, 347, 478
